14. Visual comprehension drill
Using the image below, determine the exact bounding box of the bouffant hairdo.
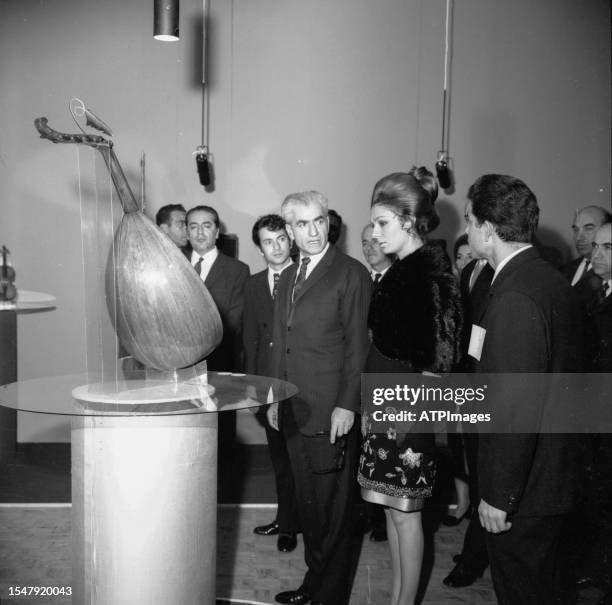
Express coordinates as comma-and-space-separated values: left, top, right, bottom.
371, 167, 440, 237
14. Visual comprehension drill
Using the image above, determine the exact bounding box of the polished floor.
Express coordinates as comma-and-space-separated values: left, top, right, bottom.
0, 444, 606, 604
1, 505, 497, 605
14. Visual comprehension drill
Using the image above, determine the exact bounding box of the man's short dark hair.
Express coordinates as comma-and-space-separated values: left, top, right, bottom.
328, 208, 343, 245
453, 233, 469, 259
251, 214, 286, 247
467, 174, 539, 243
155, 204, 186, 226
186, 205, 220, 228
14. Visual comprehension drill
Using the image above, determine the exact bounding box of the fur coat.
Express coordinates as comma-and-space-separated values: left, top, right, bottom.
368, 243, 462, 372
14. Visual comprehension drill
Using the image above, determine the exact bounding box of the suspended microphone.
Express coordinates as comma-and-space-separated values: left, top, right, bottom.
195, 150, 211, 187
435, 151, 452, 189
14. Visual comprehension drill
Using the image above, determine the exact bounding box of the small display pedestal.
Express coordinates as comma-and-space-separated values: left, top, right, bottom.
0, 290, 56, 463
0, 370, 296, 605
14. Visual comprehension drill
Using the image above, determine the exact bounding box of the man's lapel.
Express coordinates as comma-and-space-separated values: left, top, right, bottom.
282, 262, 298, 321
291, 246, 336, 307
204, 251, 223, 289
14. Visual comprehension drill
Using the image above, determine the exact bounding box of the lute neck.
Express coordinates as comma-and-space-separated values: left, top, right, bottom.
34, 117, 140, 214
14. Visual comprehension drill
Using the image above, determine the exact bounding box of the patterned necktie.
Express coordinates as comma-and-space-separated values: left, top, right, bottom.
373, 273, 382, 285
194, 256, 204, 278
272, 272, 280, 299
292, 257, 311, 302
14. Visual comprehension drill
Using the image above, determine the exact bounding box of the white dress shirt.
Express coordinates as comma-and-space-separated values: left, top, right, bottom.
570, 257, 591, 286
191, 247, 218, 282
267, 261, 292, 296
370, 265, 391, 282
297, 243, 330, 281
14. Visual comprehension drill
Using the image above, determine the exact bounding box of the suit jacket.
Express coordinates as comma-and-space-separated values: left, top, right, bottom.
242, 269, 274, 376
457, 259, 494, 370
559, 256, 583, 283
185, 248, 250, 371
475, 247, 584, 517
560, 256, 602, 310
587, 291, 612, 373
271, 245, 371, 435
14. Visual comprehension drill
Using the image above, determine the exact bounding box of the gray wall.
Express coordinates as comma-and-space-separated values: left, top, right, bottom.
0, 0, 609, 442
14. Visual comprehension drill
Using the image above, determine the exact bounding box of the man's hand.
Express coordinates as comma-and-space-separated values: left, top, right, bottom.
478, 498, 512, 534
330, 407, 354, 444
267, 402, 279, 431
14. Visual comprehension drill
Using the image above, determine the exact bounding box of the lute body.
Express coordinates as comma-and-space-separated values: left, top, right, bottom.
34, 117, 222, 370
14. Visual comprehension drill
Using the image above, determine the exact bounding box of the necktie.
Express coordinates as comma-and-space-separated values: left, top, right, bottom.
373, 273, 382, 285
272, 272, 280, 299
469, 260, 486, 292
292, 257, 311, 302
194, 256, 204, 278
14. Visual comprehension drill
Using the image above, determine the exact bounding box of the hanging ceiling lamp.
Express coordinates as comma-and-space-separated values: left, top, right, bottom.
154, 0, 179, 41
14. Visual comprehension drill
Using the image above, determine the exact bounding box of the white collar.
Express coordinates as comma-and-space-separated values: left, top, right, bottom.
267, 260, 292, 277
298, 243, 330, 275
492, 245, 532, 283
191, 246, 218, 264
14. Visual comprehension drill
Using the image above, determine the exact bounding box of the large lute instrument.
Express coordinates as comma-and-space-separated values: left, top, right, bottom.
34, 116, 222, 371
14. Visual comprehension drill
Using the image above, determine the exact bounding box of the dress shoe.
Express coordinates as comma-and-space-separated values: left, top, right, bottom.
443, 563, 484, 588
369, 525, 388, 542
576, 575, 596, 589
254, 521, 279, 536
595, 593, 611, 605
275, 587, 311, 604
277, 532, 297, 552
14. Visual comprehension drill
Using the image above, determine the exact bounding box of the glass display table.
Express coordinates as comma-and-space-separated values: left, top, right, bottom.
0, 290, 56, 463
0, 366, 296, 605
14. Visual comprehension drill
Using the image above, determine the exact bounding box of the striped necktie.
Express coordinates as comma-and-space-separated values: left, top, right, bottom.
292, 257, 311, 302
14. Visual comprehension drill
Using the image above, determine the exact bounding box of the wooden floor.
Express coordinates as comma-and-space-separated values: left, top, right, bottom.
0, 505, 498, 605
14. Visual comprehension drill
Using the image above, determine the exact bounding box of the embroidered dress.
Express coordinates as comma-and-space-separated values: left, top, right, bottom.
357, 245, 461, 511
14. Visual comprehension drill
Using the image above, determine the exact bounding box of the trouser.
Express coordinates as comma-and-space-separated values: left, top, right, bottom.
459, 432, 488, 572
283, 416, 359, 605
485, 514, 572, 605
263, 417, 299, 533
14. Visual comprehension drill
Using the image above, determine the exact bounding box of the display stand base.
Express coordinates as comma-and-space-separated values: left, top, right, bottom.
72, 413, 218, 605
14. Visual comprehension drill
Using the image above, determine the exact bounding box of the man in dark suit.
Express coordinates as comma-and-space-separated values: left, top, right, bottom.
579, 222, 612, 605
155, 203, 188, 250
186, 205, 249, 469
269, 191, 371, 605
588, 222, 612, 372
443, 255, 494, 588
559, 206, 611, 304
242, 214, 298, 552
361, 223, 392, 283
186, 205, 249, 372
464, 174, 584, 605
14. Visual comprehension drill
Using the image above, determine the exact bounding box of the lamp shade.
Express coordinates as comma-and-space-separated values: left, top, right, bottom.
154, 0, 179, 41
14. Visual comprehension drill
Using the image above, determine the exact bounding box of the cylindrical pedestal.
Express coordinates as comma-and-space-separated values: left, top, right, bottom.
71, 413, 218, 605
0, 309, 17, 463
